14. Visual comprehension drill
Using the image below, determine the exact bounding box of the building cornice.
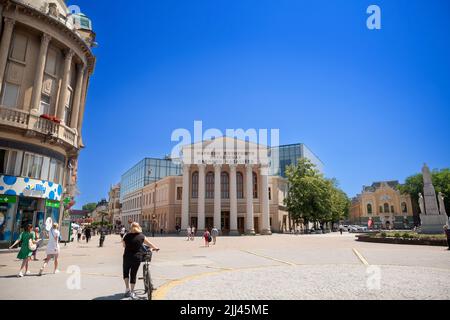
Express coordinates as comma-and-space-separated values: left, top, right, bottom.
0, 0, 96, 73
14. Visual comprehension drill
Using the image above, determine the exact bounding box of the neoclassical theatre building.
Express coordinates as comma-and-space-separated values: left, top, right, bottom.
120, 138, 324, 235
0, 0, 96, 247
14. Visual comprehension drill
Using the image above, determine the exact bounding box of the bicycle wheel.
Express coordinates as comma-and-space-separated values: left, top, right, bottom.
145, 267, 153, 300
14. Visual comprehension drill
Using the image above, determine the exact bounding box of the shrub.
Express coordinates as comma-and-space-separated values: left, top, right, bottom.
402, 233, 412, 239
380, 232, 387, 238
394, 233, 401, 238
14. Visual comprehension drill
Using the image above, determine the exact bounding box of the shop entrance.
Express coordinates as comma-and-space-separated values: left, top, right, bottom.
221, 211, 230, 234
12, 197, 39, 241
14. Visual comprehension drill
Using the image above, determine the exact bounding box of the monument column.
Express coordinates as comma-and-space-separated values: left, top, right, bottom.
197, 164, 206, 234
245, 164, 255, 235
214, 164, 221, 231
419, 163, 448, 233
260, 164, 272, 235
229, 164, 239, 236
0, 18, 15, 94
30, 33, 51, 113
181, 164, 190, 233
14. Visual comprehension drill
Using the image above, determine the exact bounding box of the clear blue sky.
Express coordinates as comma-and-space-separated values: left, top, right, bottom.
72, 0, 450, 207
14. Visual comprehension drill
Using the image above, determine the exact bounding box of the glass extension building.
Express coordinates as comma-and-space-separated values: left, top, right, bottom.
270, 143, 324, 177
120, 158, 182, 201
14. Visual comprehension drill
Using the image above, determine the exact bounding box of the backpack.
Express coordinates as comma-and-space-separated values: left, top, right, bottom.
207, 235, 212, 242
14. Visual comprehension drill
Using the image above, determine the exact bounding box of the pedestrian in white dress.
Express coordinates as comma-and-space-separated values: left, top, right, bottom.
186, 226, 191, 241
38, 223, 61, 275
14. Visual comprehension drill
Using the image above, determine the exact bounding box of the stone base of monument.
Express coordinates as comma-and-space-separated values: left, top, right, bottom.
419, 214, 448, 234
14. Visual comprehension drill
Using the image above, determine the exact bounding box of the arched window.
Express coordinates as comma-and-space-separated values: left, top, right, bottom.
206, 172, 214, 199
379, 205, 383, 213
367, 203, 373, 214
237, 172, 244, 199
191, 172, 198, 198
253, 172, 258, 198
391, 205, 395, 214
221, 172, 229, 199
401, 202, 407, 213
384, 203, 390, 213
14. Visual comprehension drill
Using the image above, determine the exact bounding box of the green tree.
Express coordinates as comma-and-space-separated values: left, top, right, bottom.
284, 158, 335, 231
328, 179, 350, 224
82, 203, 97, 212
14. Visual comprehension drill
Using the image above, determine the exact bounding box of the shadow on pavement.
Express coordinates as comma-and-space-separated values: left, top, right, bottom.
92, 290, 148, 301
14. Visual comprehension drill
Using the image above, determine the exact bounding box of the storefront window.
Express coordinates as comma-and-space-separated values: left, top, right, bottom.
0, 199, 16, 244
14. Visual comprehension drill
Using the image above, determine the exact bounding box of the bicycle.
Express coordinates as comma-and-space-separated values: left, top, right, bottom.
140, 245, 159, 300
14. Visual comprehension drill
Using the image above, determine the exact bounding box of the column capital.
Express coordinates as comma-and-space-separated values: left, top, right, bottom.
41, 33, 52, 46
182, 163, 190, 171
3, 17, 15, 29
229, 163, 237, 171
213, 163, 222, 170
197, 163, 206, 170
245, 163, 254, 170
64, 49, 75, 61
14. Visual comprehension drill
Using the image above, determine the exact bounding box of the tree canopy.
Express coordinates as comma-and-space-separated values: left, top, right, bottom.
284, 158, 350, 228
82, 203, 97, 212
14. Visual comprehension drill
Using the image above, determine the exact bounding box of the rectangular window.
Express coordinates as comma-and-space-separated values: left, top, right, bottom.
40, 94, 51, 115
41, 157, 50, 181
21, 153, 43, 179
10, 33, 28, 62
177, 187, 182, 200
0, 149, 5, 174
64, 89, 73, 125
1, 83, 20, 108
268, 187, 272, 201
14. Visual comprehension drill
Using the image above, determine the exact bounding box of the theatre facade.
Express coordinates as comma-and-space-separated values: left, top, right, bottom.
121, 137, 297, 235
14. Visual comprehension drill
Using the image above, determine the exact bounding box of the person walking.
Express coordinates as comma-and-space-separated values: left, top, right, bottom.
38, 223, 61, 275
186, 226, 191, 241
191, 225, 196, 241
32, 227, 41, 261
122, 222, 159, 299
84, 226, 91, 243
77, 227, 82, 242
444, 225, 450, 250
9, 224, 36, 277
211, 227, 219, 245
120, 226, 126, 239
339, 224, 344, 235
203, 229, 211, 247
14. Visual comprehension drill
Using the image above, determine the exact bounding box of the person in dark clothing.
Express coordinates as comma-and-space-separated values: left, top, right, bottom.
444, 225, 450, 250
122, 222, 159, 299
84, 227, 91, 243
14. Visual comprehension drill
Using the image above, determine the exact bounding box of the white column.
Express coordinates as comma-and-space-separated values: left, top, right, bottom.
57, 49, 74, 121
260, 165, 272, 235
0, 18, 15, 94
214, 164, 221, 232
229, 164, 239, 235
197, 164, 206, 234
181, 164, 190, 233
30, 33, 51, 113
245, 164, 255, 235
70, 64, 86, 129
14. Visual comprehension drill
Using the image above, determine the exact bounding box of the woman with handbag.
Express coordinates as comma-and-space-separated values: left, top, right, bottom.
38, 223, 61, 275
9, 224, 36, 277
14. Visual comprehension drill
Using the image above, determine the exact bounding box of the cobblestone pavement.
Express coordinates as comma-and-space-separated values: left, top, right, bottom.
0, 233, 449, 300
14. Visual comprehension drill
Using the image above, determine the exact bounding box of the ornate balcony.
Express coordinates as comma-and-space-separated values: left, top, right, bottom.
0, 106, 79, 149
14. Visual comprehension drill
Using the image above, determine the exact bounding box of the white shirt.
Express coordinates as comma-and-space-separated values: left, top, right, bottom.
46, 229, 60, 255
187, 227, 191, 233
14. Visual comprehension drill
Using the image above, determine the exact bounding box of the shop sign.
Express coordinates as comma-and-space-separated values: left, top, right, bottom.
45, 200, 60, 208
0, 195, 17, 203
23, 184, 46, 197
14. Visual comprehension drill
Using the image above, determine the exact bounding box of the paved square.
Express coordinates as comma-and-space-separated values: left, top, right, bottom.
0, 233, 449, 300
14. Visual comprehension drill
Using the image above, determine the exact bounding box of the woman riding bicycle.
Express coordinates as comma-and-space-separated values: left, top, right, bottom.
122, 222, 159, 299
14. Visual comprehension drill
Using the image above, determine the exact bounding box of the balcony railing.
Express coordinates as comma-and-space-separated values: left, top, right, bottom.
0, 106, 79, 149
0, 107, 29, 129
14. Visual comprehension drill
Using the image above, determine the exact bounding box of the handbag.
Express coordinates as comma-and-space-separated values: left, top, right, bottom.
28, 238, 37, 251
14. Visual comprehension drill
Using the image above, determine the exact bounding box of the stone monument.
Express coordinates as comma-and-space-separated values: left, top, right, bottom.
419, 164, 448, 233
